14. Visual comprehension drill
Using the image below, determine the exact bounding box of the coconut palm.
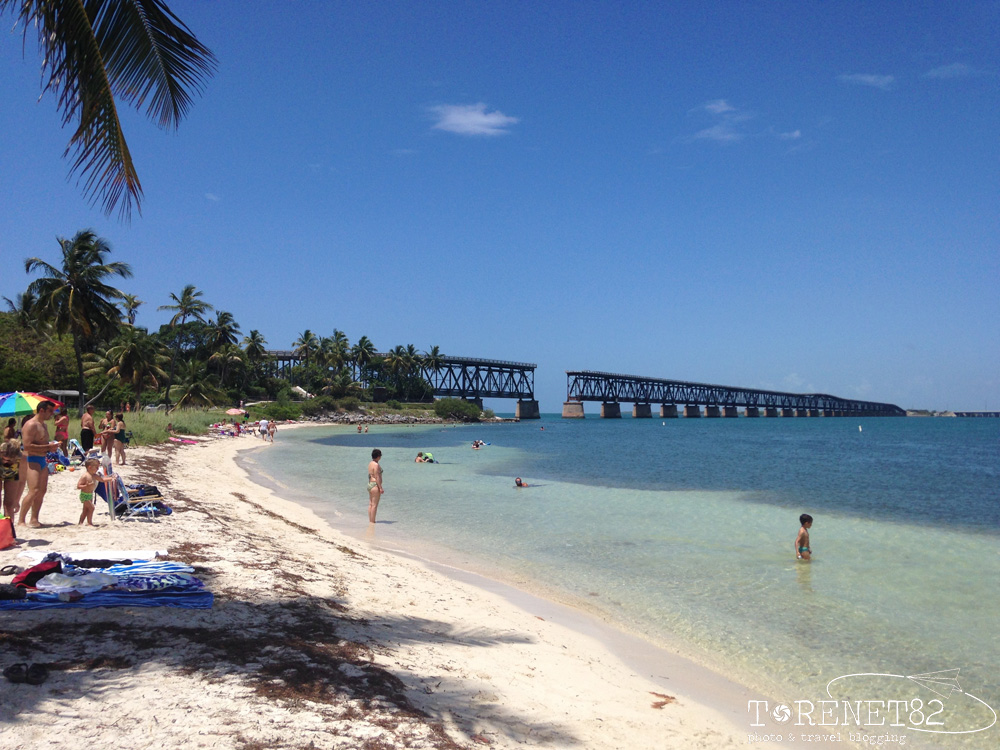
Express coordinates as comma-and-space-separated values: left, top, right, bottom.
2, 291, 43, 332
24, 230, 133, 412
293, 329, 320, 368
1, 0, 217, 219
351, 336, 376, 381
208, 310, 241, 351
243, 330, 268, 361
121, 294, 143, 326
102, 329, 169, 407
159, 285, 213, 408
209, 343, 244, 387
168, 360, 226, 410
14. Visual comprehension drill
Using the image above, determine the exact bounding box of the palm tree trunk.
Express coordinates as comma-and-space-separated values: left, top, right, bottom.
73, 335, 86, 416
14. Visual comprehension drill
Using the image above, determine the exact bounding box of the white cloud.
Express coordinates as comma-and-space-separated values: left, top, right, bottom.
693, 123, 744, 143
205, 193, 220, 202
924, 63, 974, 79
837, 73, 895, 90
687, 101, 801, 146
704, 99, 735, 114
429, 103, 519, 136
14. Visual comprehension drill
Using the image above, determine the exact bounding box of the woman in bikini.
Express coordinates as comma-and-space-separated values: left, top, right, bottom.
112, 413, 127, 465
367, 449, 384, 523
1, 440, 25, 517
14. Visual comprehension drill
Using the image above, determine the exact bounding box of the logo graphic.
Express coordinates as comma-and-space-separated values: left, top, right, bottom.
826, 669, 997, 735
770, 703, 792, 724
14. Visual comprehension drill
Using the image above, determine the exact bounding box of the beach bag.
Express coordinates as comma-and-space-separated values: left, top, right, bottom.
0, 516, 15, 550
12, 560, 62, 588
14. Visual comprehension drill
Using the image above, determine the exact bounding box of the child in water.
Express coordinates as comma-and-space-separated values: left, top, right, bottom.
77, 457, 102, 526
795, 513, 813, 560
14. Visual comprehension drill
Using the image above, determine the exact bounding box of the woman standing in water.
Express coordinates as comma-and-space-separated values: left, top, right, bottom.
367, 449, 384, 523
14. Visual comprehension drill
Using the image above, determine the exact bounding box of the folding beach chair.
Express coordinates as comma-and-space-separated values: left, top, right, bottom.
111, 474, 159, 521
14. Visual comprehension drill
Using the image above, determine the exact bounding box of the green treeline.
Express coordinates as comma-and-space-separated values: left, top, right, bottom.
1, 230, 447, 414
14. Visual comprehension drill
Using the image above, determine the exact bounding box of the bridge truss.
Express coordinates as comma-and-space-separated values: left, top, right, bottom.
566, 371, 905, 416
265, 351, 536, 401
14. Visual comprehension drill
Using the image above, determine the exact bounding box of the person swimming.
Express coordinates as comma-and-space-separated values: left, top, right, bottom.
515, 477, 528, 488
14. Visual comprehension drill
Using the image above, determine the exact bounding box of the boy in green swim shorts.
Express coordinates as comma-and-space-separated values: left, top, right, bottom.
795, 513, 813, 560
77, 457, 102, 526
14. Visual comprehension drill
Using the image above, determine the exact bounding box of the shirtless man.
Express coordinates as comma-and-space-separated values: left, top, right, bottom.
18, 401, 59, 528
80, 405, 96, 452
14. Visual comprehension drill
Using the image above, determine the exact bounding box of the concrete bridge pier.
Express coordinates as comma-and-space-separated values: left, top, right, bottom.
684, 405, 702, 418
601, 402, 622, 418
764, 407, 778, 417
632, 403, 652, 418
745, 407, 760, 417
795, 409, 809, 417
723, 406, 738, 418
705, 406, 721, 418
516, 400, 540, 420
808, 409, 820, 417
660, 404, 679, 418
823, 409, 834, 417
466, 397, 484, 410
562, 401, 585, 418
781, 408, 795, 417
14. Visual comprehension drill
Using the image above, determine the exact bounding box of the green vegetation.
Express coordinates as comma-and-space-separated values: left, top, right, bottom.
2, 229, 492, 445
433, 398, 484, 422
123, 410, 220, 447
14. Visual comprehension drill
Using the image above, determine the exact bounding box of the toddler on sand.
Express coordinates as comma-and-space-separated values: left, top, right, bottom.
77, 457, 102, 526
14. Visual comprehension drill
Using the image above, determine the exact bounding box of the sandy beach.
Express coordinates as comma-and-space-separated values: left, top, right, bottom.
1, 427, 774, 749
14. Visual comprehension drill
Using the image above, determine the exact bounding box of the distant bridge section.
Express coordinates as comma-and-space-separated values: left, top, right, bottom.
265, 351, 540, 418
563, 371, 906, 418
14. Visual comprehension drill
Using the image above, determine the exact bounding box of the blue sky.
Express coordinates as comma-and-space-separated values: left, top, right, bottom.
2, 1, 998, 411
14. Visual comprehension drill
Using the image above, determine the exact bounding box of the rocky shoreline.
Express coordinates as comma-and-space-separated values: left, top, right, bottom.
302, 412, 519, 425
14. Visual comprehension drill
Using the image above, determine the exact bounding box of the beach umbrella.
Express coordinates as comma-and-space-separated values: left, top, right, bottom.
0, 392, 66, 418
225, 408, 244, 415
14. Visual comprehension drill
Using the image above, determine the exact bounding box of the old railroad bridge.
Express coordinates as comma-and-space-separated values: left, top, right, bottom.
265, 351, 906, 418
563, 371, 906, 418
267, 351, 541, 419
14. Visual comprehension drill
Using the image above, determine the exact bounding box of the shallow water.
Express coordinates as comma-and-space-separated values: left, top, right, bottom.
246, 416, 1000, 748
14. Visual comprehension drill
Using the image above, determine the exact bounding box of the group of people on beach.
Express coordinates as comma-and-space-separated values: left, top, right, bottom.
80, 406, 129, 465
1, 402, 131, 530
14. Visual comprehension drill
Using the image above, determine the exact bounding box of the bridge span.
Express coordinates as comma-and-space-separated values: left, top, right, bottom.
563, 371, 906, 418
265, 351, 540, 418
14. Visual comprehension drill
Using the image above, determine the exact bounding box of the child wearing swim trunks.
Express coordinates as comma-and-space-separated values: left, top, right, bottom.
77, 457, 102, 526
795, 513, 813, 560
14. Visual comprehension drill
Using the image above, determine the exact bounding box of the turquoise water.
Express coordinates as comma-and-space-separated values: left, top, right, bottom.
246, 416, 999, 748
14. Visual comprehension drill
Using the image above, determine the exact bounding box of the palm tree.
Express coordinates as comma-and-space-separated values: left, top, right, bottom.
25, 230, 132, 412
243, 330, 268, 362
3, 291, 43, 332
209, 343, 244, 387
168, 360, 225, 410
293, 329, 320, 368
351, 336, 376, 382
1, 0, 217, 219
159, 285, 213, 409
121, 293, 143, 326
209, 311, 241, 351
102, 329, 169, 407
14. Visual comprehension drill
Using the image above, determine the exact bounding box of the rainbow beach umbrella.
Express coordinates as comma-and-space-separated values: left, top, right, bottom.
0, 392, 66, 419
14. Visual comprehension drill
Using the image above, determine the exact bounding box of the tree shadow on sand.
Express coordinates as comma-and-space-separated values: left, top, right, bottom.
0, 591, 580, 749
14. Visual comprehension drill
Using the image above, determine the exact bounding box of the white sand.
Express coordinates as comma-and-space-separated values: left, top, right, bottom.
0, 430, 784, 749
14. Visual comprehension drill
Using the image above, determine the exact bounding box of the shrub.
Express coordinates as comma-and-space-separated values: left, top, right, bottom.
385, 399, 402, 411
258, 402, 302, 421
301, 396, 336, 417
123, 409, 221, 446
433, 398, 482, 422
337, 397, 361, 413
